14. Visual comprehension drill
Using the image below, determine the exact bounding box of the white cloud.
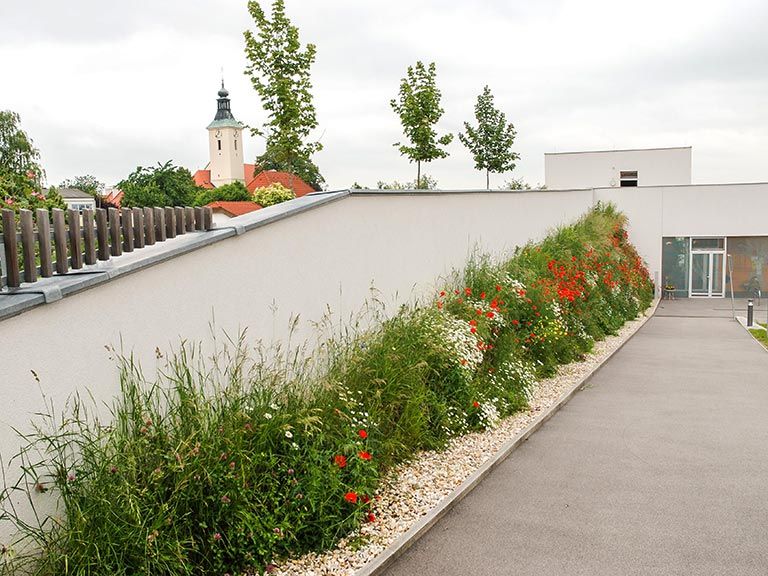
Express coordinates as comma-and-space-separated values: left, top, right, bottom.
0, 0, 765, 189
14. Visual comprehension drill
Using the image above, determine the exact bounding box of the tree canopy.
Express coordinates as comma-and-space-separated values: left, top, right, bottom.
459, 86, 519, 189
390, 61, 452, 188
244, 0, 324, 190
193, 181, 252, 206
118, 161, 201, 208
0, 110, 63, 213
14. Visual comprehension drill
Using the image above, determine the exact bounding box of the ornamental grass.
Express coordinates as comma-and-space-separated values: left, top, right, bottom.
0, 203, 653, 575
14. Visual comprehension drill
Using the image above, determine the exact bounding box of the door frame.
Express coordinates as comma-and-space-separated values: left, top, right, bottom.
688, 237, 727, 298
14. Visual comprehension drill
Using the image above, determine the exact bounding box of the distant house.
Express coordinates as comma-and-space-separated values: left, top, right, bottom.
191, 82, 315, 198
102, 187, 124, 208
58, 188, 97, 212
207, 200, 262, 226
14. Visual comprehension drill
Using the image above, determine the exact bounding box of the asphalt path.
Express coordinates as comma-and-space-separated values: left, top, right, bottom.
381, 308, 768, 576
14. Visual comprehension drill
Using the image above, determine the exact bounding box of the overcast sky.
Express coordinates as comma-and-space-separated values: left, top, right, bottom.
1, 0, 766, 190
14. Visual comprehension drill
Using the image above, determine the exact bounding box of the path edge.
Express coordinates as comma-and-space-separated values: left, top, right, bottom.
354, 297, 661, 576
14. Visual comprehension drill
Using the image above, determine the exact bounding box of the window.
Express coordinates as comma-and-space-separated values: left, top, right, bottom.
234, 139, 237, 151
620, 171, 638, 187
691, 237, 725, 251
217, 139, 222, 151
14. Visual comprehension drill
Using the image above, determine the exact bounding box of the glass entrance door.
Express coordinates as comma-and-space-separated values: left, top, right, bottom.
689, 251, 725, 297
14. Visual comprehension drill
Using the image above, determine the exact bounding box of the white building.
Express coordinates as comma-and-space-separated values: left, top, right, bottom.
544, 146, 692, 190
58, 187, 97, 212
206, 82, 245, 187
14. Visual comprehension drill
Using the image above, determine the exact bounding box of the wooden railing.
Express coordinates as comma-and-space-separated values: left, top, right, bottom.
0, 206, 213, 289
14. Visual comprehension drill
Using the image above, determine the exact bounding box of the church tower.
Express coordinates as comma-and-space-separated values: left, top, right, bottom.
207, 81, 245, 187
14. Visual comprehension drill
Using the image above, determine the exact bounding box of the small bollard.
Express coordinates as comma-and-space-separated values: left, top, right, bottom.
747, 299, 754, 327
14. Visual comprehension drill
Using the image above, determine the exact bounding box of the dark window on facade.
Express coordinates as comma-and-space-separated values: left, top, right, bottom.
217, 140, 222, 151
620, 171, 638, 187
234, 139, 237, 151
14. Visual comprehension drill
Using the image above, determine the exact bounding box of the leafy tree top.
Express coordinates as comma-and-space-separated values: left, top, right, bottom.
244, 0, 324, 189
459, 85, 519, 189
253, 182, 295, 207
193, 181, 252, 207
390, 61, 453, 167
118, 161, 201, 208
60, 175, 105, 206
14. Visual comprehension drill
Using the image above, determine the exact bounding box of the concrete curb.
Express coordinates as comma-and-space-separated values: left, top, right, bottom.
354, 297, 661, 576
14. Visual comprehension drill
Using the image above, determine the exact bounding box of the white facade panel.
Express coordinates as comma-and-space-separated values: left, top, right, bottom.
545, 147, 692, 190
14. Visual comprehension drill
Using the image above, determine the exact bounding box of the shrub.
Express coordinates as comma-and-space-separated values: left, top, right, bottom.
0, 204, 653, 575
193, 181, 252, 206
253, 183, 295, 207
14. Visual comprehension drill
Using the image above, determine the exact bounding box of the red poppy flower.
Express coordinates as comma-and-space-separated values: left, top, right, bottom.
476, 309, 483, 315
358, 429, 368, 439
367, 512, 376, 522
440, 290, 446, 297
334, 455, 347, 468
486, 311, 495, 318
344, 491, 358, 504
470, 327, 477, 334
362, 495, 371, 504
358, 451, 372, 461
460, 359, 467, 366
472, 401, 480, 408
512, 319, 520, 326
495, 284, 502, 292
469, 319, 478, 326
464, 287, 472, 296
480, 292, 486, 299
437, 301, 443, 310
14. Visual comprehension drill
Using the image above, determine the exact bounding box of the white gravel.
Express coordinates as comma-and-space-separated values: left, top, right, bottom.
269, 306, 655, 576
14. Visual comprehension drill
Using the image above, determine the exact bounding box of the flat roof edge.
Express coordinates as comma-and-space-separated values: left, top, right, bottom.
545, 146, 692, 156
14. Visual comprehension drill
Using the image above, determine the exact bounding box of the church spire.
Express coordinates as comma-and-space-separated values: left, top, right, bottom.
214, 80, 235, 122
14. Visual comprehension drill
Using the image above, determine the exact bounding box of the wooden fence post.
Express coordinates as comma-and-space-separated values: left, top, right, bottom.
185, 207, 195, 232
165, 207, 176, 239
1, 209, 19, 288
155, 207, 166, 242
68, 209, 83, 270
108, 208, 122, 257
144, 207, 155, 245
52, 208, 68, 274
194, 207, 204, 231
95, 208, 110, 261
133, 207, 145, 249
19, 210, 36, 283
36, 208, 54, 277
82, 208, 97, 265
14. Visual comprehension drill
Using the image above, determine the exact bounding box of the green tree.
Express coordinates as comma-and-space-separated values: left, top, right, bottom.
253, 182, 295, 207
244, 0, 324, 190
119, 161, 200, 208
459, 86, 519, 190
390, 61, 452, 189
0, 111, 63, 214
193, 181, 252, 206
60, 174, 105, 207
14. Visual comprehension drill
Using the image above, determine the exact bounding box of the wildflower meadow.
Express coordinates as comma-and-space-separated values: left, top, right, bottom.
0, 203, 654, 575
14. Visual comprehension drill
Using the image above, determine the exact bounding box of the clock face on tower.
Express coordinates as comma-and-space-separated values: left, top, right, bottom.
234, 131, 239, 139
215, 129, 221, 138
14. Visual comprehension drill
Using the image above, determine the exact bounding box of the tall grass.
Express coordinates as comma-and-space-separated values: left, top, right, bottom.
0, 204, 654, 575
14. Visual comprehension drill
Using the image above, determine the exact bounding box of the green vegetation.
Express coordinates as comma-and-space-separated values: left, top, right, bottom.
59, 175, 105, 207
0, 110, 64, 214
0, 205, 653, 576
459, 85, 519, 190
244, 0, 324, 190
193, 181, 252, 206
253, 182, 295, 207
748, 325, 768, 349
118, 161, 202, 208
390, 62, 453, 188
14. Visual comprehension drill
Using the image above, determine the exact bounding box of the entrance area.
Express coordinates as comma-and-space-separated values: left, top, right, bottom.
689, 238, 725, 297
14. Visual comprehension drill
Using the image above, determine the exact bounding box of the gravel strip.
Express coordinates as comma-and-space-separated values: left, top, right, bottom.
269, 308, 654, 576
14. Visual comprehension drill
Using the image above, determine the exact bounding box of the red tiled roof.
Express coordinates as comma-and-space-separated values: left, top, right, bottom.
206, 201, 262, 217
246, 170, 314, 197
193, 169, 214, 189
103, 189, 124, 208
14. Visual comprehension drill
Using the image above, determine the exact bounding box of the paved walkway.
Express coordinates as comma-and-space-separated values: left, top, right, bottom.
382, 302, 768, 576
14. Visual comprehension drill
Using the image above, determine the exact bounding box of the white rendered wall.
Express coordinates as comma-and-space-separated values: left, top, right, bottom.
0, 190, 594, 530
545, 147, 692, 190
